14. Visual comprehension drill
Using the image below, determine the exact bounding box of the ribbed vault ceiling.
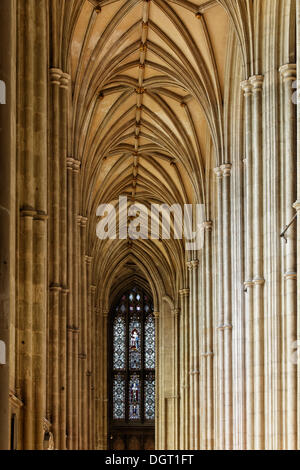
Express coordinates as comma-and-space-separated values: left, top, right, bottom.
66, 0, 229, 307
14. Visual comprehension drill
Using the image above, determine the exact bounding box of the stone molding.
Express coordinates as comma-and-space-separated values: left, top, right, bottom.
279, 63, 297, 82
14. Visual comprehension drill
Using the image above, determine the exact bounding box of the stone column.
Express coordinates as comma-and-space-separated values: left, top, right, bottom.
221, 163, 233, 450
86, 257, 93, 450
72, 160, 81, 450
49, 66, 63, 449
102, 309, 109, 449
0, 0, 14, 451
80, 217, 88, 450
187, 259, 200, 449
203, 221, 214, 450
16, 0, 48, 450
58, 72, 70, 451
240, 79, 254, 449
279, 64, 297, 449
186, 261, 195, 448
249, 75, 265, 450
297, 1, 300, 446
95, 306, 101, 449
66, 158, 74, 449
214, 167, 224, 449
154, 311, 159, 450
33, 211, 48, 451
192, 260, 200, 450
172, 307, 180, 449
72, 161, 81, 450
90, 286, 97, 450
178, 296, 185, 450
179, 289, 189, 449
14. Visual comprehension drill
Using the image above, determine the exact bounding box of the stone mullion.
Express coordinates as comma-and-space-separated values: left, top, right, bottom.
214, 167, 224, 449
204, 222, 214, 450
66, 158, 74, 449
240, 79, 254, 449
279, 64, 297, 449
49, 67, 62, 450
72, 163, 80, 449
250, 75, 265, 450
79, 218, 88, 449
221, 164, 233, 450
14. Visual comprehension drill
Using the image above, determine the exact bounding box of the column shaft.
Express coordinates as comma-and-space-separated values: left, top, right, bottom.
250, 75, 265, 450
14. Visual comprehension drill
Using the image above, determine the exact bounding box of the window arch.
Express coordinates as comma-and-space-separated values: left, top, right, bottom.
109, 287, 155, 424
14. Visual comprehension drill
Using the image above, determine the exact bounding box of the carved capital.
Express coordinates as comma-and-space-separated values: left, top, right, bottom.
220, 163, 232, 177
284, 271, 297, 281
50, 68, 62, 86
279, 64, 297, 82
67, 157, 75, 171
240, 79, 253, 97
79, 216, 88, 228
179, 288, 189, 298
214, 167, 223, 180
249, 75, 264, 92
60, 73, 71, 89
73, 159, 81, 173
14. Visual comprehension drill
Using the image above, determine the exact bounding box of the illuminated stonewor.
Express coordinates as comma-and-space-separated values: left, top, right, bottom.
0, 0, 299, 450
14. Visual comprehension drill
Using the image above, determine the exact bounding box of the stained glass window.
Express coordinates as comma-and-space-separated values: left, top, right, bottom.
113, 315, 126, 370
110, 288, 155, 423
145, 313, 155, 370
145, 373, 155, 420
113, 374, 125, 420
129, 374, 141, 420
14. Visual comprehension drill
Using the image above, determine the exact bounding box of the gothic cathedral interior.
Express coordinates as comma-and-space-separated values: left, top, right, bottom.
0, 0, 300, 451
